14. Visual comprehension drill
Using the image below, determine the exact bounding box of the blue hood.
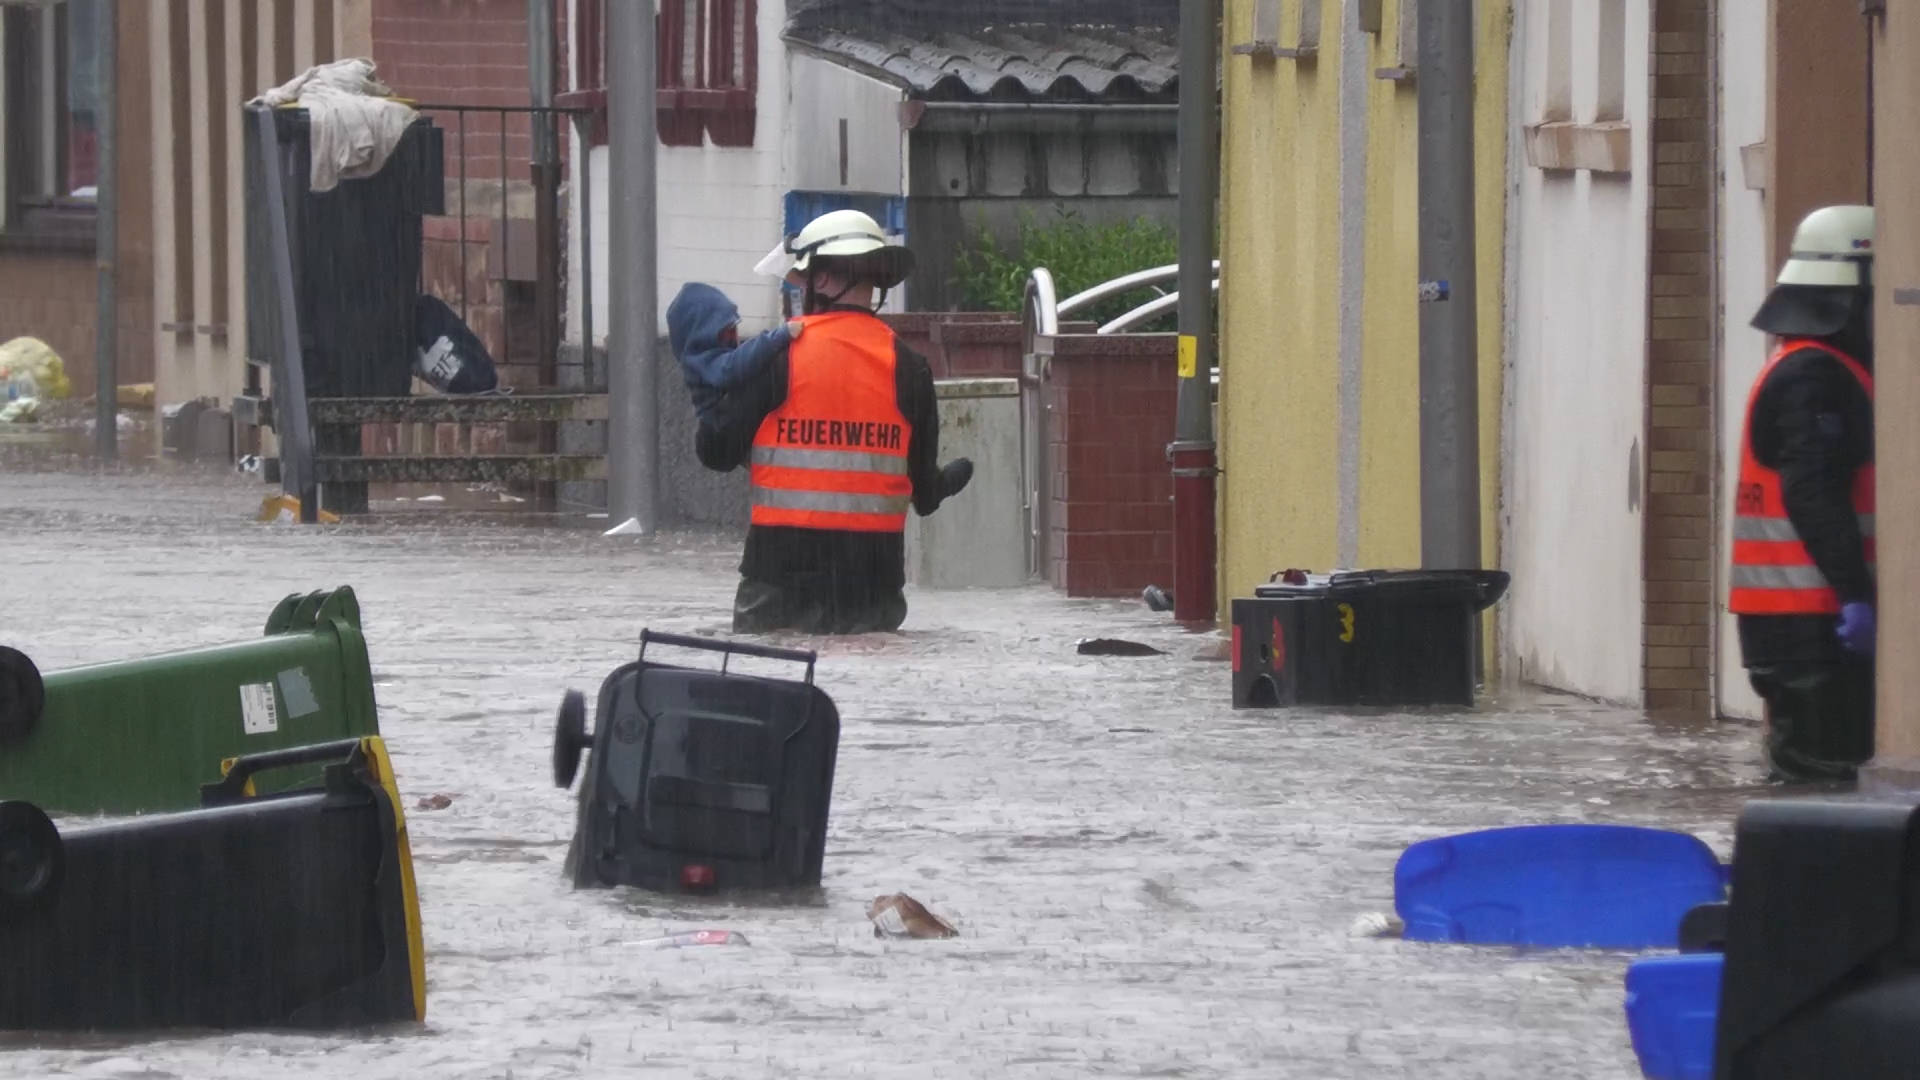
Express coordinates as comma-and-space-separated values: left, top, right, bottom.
667, 283, 740, 362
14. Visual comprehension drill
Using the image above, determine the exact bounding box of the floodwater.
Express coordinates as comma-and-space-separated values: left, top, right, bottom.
0, 461, 1770, 1079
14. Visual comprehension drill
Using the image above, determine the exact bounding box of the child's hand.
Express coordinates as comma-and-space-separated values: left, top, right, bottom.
785, 319, 805, 340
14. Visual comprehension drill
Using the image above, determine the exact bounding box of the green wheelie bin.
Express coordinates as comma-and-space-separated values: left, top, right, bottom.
0, 586, 381, 815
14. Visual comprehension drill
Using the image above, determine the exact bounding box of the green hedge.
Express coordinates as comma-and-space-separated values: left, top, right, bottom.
952, 209, 1180, 329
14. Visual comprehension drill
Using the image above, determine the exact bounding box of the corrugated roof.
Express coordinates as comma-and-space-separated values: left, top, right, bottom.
784, 4, 1179, 104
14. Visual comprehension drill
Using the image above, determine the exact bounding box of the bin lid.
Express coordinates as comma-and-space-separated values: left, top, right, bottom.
1253, 569, 1511, 611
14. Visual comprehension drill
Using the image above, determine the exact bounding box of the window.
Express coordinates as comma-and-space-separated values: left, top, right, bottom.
1, 0, 103, 246
563, 0, 757, 150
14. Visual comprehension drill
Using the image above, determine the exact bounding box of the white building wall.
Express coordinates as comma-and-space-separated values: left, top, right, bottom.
1716, 13, 1768, 720
1504, 0, 1652, 703
565, 0, 792, 343
788, 55, 906, 194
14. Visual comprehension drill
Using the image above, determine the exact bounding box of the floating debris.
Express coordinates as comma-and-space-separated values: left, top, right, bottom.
1076, 638, 1167, 657
869, 893, 958, 939
627, 930, 750, 949
1348, 911, 1406, 939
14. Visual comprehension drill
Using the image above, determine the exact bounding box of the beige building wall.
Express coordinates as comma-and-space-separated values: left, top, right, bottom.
1870, 8, 1920, 771
149, 0, 362, 455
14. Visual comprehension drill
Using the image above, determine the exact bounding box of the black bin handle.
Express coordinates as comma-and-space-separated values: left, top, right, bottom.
200, 738, 365, 805
639, 629, 818, 684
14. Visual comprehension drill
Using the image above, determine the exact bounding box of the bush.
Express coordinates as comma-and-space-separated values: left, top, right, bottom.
952, 209, 1181, 329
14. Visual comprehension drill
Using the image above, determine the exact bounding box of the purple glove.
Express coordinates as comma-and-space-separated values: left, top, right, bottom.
1837, 601, 1876, 655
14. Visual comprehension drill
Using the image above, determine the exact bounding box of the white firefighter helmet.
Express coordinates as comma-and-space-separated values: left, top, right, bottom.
753, 209, 913, 288
1776, 205, 1875, 288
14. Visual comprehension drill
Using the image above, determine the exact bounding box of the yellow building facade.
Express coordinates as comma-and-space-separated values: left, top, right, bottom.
1217, 2, 1509, 606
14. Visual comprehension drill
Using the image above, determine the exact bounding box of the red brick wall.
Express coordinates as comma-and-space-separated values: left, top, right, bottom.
374, 0, 561, 393
1044, 334, 1178, 596
881, 313, 1101, 380
372, 0, 570, 182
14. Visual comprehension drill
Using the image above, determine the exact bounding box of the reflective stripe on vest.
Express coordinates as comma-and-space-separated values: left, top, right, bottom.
748, 311, 913, 533
1727, 338, 1875, 616
750, 446, 909, 476
754, 488, 912, 516
1730, 514, 1876, 542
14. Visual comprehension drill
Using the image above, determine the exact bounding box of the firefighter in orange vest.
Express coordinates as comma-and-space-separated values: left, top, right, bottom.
695, 210, 973, 634
1732, 205, 1877, 783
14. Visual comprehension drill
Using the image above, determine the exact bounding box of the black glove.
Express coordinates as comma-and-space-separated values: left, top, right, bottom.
938, 458, 974, 500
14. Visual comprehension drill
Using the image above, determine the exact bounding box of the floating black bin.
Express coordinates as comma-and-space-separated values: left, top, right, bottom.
1711, 797, 1920, 1079
555, 631, 840, 894
0, 738, 424, 1031
1230, 570, 1510, 708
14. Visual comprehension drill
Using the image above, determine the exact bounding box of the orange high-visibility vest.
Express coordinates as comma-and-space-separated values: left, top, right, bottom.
748, 311, 913, 533
1728, 338, 1875, 615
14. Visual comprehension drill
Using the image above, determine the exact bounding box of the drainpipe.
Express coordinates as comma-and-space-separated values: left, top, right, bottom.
93, 1, 117, 460
529, 0, 560, 510
606, 0, 659, 533
1415, 0, 1481, 570
1170, 0, 1220, 626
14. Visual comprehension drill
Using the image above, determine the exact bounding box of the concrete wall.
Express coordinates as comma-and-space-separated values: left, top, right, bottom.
1218, 1, 1508, 618
905, 120, 1178, 311
1717, 9, 1769, 720
788, 55, 905, 194
904, 379, 1026, 589
554, 339, 750, 528
1503, 0, 1651, 703
566, 0, 791, 342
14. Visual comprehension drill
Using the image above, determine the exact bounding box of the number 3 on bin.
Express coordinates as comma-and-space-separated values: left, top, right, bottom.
1336, 603, 1356, 644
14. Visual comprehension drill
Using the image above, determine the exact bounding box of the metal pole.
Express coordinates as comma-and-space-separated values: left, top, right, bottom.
606, 0, 658, 532
1169, 0, 1220, 625
528, 0, 557, 165
253, 107, 318, 522
529, 0, 561, 511
529, 0, 560, 377
1416, 1, 1482, 570
93, 1, 117, 461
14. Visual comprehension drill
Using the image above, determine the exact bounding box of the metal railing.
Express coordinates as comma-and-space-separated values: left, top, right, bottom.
410, 102, 594, 388
1021, 261, 1221, 373
247, 101, 600, 518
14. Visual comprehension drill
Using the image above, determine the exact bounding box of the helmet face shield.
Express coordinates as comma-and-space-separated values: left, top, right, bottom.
753, 239, 797, 281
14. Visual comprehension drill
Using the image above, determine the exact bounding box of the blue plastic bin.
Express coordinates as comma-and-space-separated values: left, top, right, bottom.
1624, 952, 1722, 1079
1394, 824, 1727, 948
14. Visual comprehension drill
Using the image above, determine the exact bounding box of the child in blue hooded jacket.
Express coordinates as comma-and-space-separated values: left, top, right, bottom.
667, 282, 802, 422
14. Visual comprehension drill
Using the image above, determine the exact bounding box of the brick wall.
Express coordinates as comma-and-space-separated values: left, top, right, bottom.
363, 2, 562, 457
1642, 0, 1716, 714
1045, 334, 1178, 597
375, 0, 562, 377
372, 0, 569, 181
0, 256, 155, 397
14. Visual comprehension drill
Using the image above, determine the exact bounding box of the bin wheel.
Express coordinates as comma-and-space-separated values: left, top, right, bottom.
0, 801, 62, 916
552, 690, 589, 789
0, 648, 44, 747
